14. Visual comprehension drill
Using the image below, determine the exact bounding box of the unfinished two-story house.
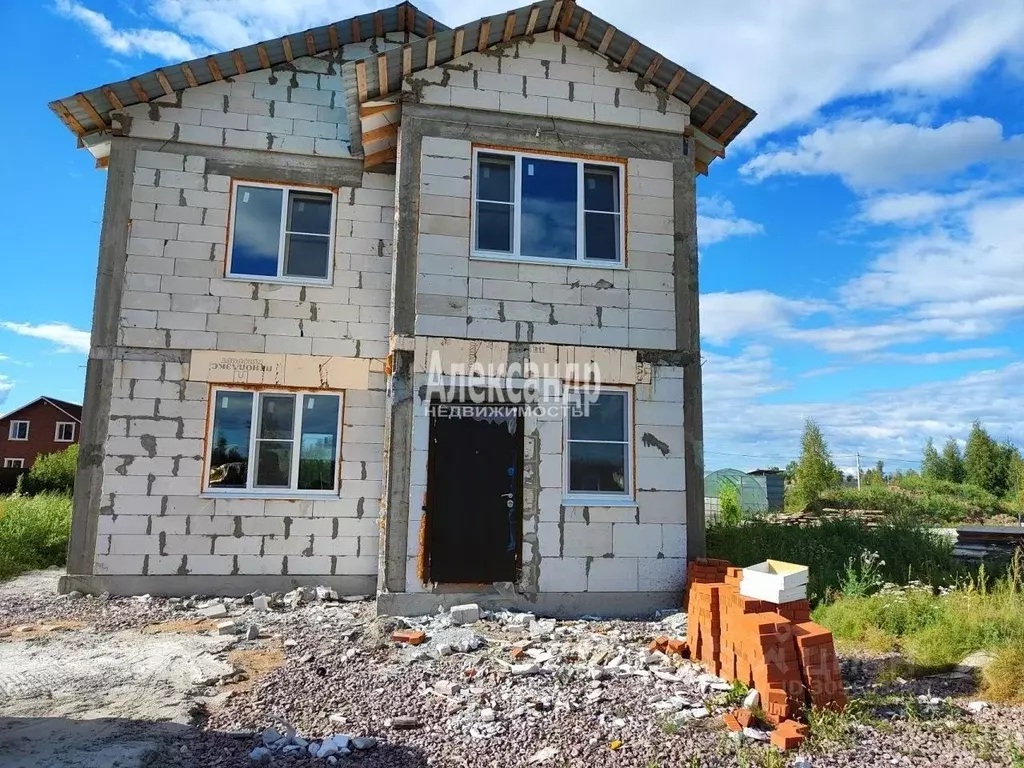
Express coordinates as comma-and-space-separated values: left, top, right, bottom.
51, 1, 753, 616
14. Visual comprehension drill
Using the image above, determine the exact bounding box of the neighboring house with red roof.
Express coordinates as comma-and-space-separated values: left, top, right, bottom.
0, 397, 82, 470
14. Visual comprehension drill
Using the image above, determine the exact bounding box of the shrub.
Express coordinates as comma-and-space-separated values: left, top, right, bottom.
24, 444, 78, 495
815, 553, 1024, 690
706, 518, 960, 604
718, 479, 743, 526
0, 494, 73, 579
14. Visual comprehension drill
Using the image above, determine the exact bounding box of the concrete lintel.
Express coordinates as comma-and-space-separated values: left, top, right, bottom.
69, 137, 137, 576
59, 573, 376, 598
90, 345, 191, 363
126, 137, 365, 189
636, 349, 695, 367
401, 102, 687, 161
376, 590, 681, 619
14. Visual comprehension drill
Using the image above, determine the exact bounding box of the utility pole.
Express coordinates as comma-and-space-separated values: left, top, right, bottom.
856, 453, 862, 490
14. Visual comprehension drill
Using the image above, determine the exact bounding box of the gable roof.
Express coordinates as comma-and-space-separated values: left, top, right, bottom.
0, 397, 83, 423
49, 2, 445, 139
50, 0, 754, 170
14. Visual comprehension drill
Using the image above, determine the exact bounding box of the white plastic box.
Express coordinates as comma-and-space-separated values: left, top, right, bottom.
739, 560, 809, 604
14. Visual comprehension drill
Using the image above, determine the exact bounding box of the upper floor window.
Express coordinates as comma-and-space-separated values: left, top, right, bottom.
205, 388, 342, 495
55, 422, 76, 442
227, 182, 335, 283
8, 421, 28, 441
472, 149, 624, 266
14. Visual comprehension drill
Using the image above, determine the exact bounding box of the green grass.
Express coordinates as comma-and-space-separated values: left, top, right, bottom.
0, 494, 72, 579
806, 475, 1021, 524
706, 518, 961, 604
814, 554, 1024, 701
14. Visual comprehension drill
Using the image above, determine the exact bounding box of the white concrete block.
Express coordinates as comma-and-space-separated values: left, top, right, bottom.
587, 557, 638, 592
561, 523, 612, 557
612, 523, 663, 557
539, 557, 587, 592
637, 556, 686, 592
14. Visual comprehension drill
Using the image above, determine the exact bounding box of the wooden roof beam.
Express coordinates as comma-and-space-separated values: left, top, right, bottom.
355, 60, 368, 102
597, 26, 615, 55
665, 68, 685, 96
304, 31, 317, 56
74, 93, 105, 128
548, 2, 563, 32
180, 63, 198, 88
377, 53, 389, 96
477, 19, 491, 51
717, 108, 751, 145
256, 46, 270, 69
206, 56, 224, 80
154, 70, 174, 96
700, 95, 734, 133
525, 6, 541, 35
230, 50, 246, 75
502, 13, 516, 42
620, 40, 639, 69
328, 24, 339, 50
52, 101, 85, 136
426, 36, 437, 68
642, 55, 662, 82
102, 86, 123, 111
453, 28, 465, 58
280, 37, 293, 62
688, 81, 709, 109
374, 11, 384, 38
129, 79, 149, 103
574, 11, 590, 41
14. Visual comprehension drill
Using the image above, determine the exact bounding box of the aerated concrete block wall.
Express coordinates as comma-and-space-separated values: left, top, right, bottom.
74, 137, 397, 588
403, 31, 689, 133
403, 365, 686, 598
414, 136, 677, 348
115, 35, 414, 157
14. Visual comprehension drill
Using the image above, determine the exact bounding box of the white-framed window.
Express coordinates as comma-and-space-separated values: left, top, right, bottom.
205, 388, 342, 495
8, 421, 29, 441
226, 181, 336, 283
471, 148, 625, 266
55, 422, 76, 442
3, 458, 24, 469
564, 388, 632, 501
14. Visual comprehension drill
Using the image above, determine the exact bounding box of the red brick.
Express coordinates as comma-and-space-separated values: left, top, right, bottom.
392, 629, 426, 645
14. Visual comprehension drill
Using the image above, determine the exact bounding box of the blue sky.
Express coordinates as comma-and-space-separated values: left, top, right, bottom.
5, 0, 1024, 475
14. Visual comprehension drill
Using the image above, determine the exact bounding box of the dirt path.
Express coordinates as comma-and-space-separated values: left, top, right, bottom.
0, 571, 234, 768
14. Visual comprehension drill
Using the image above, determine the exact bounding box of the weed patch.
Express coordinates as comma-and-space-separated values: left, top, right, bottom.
0, 494, 72, 579
707, 518, 960, 604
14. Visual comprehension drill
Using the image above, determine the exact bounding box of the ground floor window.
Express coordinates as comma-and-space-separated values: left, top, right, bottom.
3, 458, 24, 469
565, 388, 632, 499
206, 389, 342, 494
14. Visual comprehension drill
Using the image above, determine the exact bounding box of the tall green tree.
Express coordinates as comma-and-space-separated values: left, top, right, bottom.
792, 419, 841, 508
922, 438, 945, 480
862, 460, 886, 486
940, 438, 966, 484
964, 421, 1006, 495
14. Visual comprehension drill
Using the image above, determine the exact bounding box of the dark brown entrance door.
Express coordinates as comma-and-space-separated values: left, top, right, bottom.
427, 405, 521, 583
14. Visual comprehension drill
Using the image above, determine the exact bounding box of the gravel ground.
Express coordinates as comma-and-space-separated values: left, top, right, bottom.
1, 570, 1023, 767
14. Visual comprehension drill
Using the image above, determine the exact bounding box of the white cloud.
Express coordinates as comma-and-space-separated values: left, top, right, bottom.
858, 188, 988, 226
700, 291, 824, 345
55, 0, 198, 59
842, 196, 1024, 324
0, 375, 11, 407
862, 348, 1008, 364
1, 323, 91, 354
697, 196, 764, 246
703, 353, 1024, 471
742, 117, 1024, 189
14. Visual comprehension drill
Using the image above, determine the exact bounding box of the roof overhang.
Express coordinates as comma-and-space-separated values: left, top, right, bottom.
48, 2, 446, 141
50, 0, 754, 174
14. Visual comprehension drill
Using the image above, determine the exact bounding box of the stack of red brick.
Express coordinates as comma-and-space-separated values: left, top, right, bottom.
686, 558, 845, 744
